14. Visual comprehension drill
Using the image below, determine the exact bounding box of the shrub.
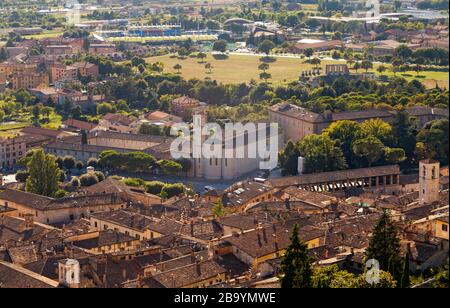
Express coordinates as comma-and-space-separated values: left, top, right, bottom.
79, 173, 99, 187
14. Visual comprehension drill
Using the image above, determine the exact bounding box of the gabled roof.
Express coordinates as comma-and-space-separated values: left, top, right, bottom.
0, 260, 59, 288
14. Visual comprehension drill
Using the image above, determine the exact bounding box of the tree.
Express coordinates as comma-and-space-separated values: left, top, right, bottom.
377, 65, 387, 74
400, 252, 411, 288
352, 136, 384, 166
258, 63, 269, 73
15, 170, 29, 183
391, 58, 403, 76
213, 40, 227, 53
96, 102, 116, 115
366, 211, 402, 283
298, 135, 348, 173
75, 161, 84, 171
259, 72, 272, 83
279, 140, 301, 176
353, 61, 361, 72
324, 120, 363, 167
25, 149, 61, 197
361, 60, 373, 73
395, 44, 413, 60
83, 37, 90, 51
360, 118, 394, 145
417, 119, 449, 165
392, 109, 417, 164
352, 270, 397, 288
173, 63, 182, 74
303, 48, 314, 59
197, 52, 207, 63
384, 147, 407, 164
71, 177, 81, 187
161, 183, 185, 198
131, 56, 146, 67
145, 181, 165, 195
79, 173, 99, 187
205, 62, 213, 74
63, 156, 76, 170
213, 199, 225, 218
87, 157, 99, 169
157, 159, 182, 175
310, 57, 321, 69
0, 48, 7, 62
433, 263, 449, 288
258, 40, 275, 56
280, 224, 313, 288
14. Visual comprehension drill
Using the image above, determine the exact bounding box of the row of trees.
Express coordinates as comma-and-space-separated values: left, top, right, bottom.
279, 115, 414, 175
98, 150, 185, 175
123, 178, 187, 199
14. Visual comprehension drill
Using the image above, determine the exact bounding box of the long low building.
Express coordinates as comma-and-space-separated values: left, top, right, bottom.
0, 189, 128, 225
44, 131, 175, 163
269, 104, 449, 142
268, 165, 401, 194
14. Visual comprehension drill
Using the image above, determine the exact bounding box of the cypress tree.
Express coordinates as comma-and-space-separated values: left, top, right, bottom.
280, 224, 313, 288
400, 252, 411, 288
366, 211, 402, 283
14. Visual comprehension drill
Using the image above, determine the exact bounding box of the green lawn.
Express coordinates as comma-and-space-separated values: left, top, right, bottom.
145, 53, 342, 85
0, 122, 30, 139
375, 68, 448, 89
22, 30, 64, 40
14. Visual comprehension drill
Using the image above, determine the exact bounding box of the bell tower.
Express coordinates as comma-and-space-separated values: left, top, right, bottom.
419, 159, 440, 205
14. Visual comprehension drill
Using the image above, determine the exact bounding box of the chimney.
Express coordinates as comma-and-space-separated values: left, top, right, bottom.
196, 259, 201, 277
190, 220, 194, 237
273, 233, 279, 251
122, 268, 127, 281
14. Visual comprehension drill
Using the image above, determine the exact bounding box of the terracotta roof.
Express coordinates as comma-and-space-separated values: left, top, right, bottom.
146, 111, 171, 121
68, 230, 136, 250
63, 119, 97, 131
20, 127, 63, 138
148, 260, 227, 288
0, 260, 59, 288
101, 113, 136, 126
268, 165, 400, 188
225, 221, 324, 259
0, 189, 126, 211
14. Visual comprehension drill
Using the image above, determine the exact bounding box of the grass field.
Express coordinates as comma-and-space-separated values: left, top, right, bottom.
371, 66, 449, 89
0, 122, 30, 139
146, 53, 342, 85
145, 53, 448, 88
0, 111, 61, 139
22, 30, 64, 40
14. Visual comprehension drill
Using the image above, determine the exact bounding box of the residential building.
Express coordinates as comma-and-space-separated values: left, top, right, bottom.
0, 188, 128, 225
11, 71, 49, 90
99, 113, 139, 134
171, 96, 201, 118
0, 134, 52, 169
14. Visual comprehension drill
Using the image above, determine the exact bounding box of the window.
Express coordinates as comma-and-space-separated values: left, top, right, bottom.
442, 225, 448, 232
